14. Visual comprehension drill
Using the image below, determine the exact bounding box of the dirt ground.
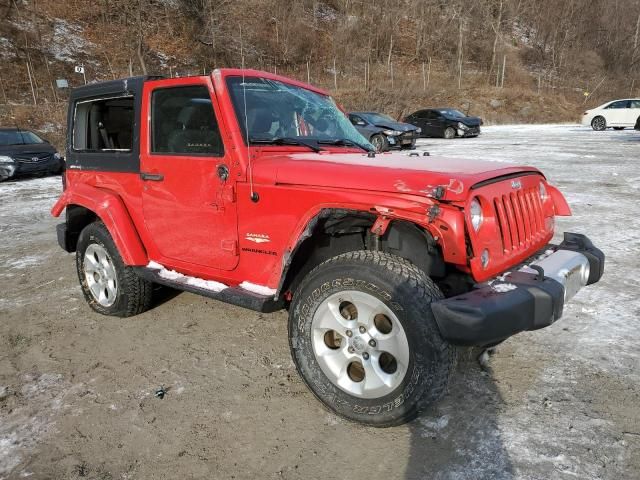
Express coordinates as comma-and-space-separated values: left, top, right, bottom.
1, 125, 639, 480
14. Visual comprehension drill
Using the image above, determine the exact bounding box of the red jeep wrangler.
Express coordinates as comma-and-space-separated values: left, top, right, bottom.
52, 70, 604, 427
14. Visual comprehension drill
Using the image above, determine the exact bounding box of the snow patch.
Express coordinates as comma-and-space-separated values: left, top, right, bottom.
420, 414, 450, 432
36, 123, 58, 134
155, 51, 173, 69
7, 255, 45, 270
146, 261, 227, 292
491, 283, 518, 293
239, 281, 277, 296
0, 37, 15, 59
0, 374, 70, 477
46, 19, 95, 63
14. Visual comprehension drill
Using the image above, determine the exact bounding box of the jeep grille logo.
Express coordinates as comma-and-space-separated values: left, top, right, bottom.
511, 180, 522, 189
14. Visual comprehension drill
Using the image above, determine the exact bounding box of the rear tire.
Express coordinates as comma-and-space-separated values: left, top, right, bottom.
289, 251, 455, 427
443, 127, 456, 139
76, 222, 153, 317
591, 116, 607, 131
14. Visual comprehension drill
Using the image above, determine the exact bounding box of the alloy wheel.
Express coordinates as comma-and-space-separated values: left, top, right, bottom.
83, 243, 118, 307
311, 290, 410, 399
592, 117, 606, 131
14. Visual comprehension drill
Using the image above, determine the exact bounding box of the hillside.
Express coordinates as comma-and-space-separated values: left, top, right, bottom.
1, 0, 639, 149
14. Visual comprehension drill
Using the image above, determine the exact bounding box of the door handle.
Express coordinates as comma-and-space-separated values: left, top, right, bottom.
140, 172, 164, 181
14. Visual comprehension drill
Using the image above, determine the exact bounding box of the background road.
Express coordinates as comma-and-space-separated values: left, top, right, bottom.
1, 125, 638, 479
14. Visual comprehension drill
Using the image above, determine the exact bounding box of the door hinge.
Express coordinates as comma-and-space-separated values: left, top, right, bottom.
221, 239, 238, 255
211, 185, 236, 211
222, 184, 236, 203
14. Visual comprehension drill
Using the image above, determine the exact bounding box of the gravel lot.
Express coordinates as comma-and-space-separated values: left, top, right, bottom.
1, 124, 638, 480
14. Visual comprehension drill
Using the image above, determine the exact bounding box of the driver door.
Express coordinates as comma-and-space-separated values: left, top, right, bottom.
139, 78, 239, 270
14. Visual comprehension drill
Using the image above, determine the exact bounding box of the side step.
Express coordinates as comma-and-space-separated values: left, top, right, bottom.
134, 267, 283, 313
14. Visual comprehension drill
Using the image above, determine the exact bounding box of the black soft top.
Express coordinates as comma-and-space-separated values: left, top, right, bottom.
66, 76, 161, 173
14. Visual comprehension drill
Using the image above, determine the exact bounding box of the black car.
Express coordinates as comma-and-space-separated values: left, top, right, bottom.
404, 108, 482, 139
635, 116, 640, 131
348, 112, 420, 152
0, 128, 63, 181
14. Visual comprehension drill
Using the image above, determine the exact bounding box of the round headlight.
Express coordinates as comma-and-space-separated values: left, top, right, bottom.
470, 198, 483, 231
539, 182, 548, 201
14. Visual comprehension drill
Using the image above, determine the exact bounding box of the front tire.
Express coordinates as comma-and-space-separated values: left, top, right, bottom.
289, 251, 455, 427
76, 222, 153, 317
591, 116, 607, 131
370, 134, 388, 152
443, 127, 456, 139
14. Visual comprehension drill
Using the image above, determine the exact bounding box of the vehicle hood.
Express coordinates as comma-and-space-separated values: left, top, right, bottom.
446, 116, 482, 127
372, 120, 418, 132
253, 150, 541, 202
0, 143, 57, 157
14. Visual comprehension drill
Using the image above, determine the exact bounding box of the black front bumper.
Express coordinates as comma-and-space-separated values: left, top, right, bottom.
431, 233, 604, 347
461, 126, 480, 137
388, 131, 418, 148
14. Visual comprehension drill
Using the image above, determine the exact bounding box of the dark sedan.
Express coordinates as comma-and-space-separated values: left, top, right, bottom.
404, 108, 482, 139
348, 112, 420, 152
0, 128, 63, 181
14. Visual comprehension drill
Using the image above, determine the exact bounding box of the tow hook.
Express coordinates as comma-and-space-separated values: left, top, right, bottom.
530, 264, 545, 281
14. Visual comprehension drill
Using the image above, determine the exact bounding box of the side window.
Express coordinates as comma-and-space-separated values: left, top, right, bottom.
426, 110, 439, 120
350, 115, 365, 126
605, 100, 629, 109
630, 100, 640, 108
151, 85, 223, 155
73, 96, 134, 151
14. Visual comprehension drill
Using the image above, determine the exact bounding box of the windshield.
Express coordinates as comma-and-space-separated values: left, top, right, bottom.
226, 76, 372, 150
437, 109, 466, 118
359, 112, 395, 124
0, 130, 45, 146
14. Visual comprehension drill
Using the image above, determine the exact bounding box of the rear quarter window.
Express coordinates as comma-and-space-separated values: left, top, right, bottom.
73, 96, 134, 151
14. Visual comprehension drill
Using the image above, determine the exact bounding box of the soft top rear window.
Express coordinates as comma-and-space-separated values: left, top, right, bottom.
73, 95, 134, 152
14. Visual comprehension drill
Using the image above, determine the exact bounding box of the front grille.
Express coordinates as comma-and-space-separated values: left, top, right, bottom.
493, 187, 545, 253
401, 131, 418, 140
14, 153, 52, 164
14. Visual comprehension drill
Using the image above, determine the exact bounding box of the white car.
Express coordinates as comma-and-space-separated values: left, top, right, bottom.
581, 99, 640, 131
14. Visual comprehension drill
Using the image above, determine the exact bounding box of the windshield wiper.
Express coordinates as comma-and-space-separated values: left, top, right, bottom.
317, 138, 372, 152
249, 136, 322, 153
